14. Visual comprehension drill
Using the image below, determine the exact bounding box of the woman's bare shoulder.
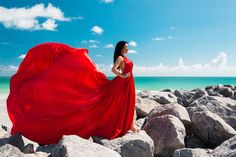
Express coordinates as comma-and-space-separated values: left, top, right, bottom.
117, 55, 124, 61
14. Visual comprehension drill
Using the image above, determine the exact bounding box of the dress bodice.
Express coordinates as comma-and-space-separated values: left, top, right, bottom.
123, 56, 133, 74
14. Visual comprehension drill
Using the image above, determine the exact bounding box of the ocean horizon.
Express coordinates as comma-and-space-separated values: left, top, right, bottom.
1, 76, 236, 94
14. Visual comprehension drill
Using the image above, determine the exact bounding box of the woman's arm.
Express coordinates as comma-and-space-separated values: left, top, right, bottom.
111, 56, 126, 78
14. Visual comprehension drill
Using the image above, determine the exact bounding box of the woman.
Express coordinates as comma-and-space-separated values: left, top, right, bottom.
111, 41, 140, 133
7, 41, 140, 145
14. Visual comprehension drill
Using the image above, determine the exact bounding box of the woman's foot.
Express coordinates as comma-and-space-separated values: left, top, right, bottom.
130, 124, 140, 133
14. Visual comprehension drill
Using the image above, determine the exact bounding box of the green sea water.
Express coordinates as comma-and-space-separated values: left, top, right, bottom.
1, 76, 236, 94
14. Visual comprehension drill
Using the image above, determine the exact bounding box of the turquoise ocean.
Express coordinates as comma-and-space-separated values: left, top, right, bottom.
1, 76, 236, 95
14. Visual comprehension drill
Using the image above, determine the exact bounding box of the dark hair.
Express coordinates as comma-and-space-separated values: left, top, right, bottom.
113, 41, 128, 64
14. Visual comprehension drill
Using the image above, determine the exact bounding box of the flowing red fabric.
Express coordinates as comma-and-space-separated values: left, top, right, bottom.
6, 42, 136, 144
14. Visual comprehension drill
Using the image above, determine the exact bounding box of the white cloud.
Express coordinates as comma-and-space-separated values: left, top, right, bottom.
91, 26, 104, 35
170, 27, 176, 30
100, 0, 114, 4
93, 52, 236, 76
128, 50, 138, 54
152, 35, 175, 41
0, 3, 80, 31
81, 40, 100, 45
129, 41, 137, 47
89, 44, 99, 48
152, 37, 164, 41
18, 54, 26, 59
41, 19, 57, 31
104, 44, 114, 48
89, 40, 100, 44
132, 52, 236, 76
96, 54, 102, 57
0, 65, 18, 76
167, 35, 175, 39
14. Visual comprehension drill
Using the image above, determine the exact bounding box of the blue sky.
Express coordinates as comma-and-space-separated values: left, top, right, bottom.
0, 0, 236, 76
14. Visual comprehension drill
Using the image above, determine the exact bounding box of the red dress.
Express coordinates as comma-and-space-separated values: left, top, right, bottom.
6, 42, 136, 144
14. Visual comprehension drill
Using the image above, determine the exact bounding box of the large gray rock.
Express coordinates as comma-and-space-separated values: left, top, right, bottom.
188, 108, 236, 146
143, 114, 186, 157
93, 130, 154, 157
135, 97, 161, 118
51, 135, 121, 157
0, 144, 25, 157
135, 117, 146, 128
137, 90, 178, 104
189, 88, 208, 103
212, 135, 236, 157
174, 148, 213, 157
173, 90, 194, 107
185, 133, 206, 148
0, 133, 25, 152
188, 96, 236, 129
146, 102, 191, 131
205, 84, 235, 98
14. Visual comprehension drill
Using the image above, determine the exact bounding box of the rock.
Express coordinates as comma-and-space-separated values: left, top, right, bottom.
0, 144, 25, 157
135, 97, 161, 118
212, 135, 236, 157
23, 143, 34, 154
137, 90, 178, 104
173, 148, 213, 157
219, 87, 234, 97
152, 91, 178, 104
135, 117, 146, 128
51, 135, 121, 157
189, 89, 208, 103
185, 133, 206, 148
173, 90, 194, 107
188, 96, 236, 129
137, 90, 152, 98
188, 108, 236, 147
146, 102, 191, 131
205, 84, 235, 98
161, 89, 174, 93
93, 130, 154, 157
0, 133, 25, 152
143, 114, 186, 157
206, 89, 222, 97
24, 152, 50, 157
36, 144, 57, 154
22, 136, 39, 152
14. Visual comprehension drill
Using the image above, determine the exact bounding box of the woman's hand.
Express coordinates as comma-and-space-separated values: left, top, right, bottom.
123, 72, 131, 78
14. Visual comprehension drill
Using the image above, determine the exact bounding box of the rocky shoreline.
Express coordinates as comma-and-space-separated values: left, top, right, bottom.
1, 84, 236, 157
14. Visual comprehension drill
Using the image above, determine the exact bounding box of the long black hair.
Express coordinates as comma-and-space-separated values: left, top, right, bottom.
113, 41, 128, 64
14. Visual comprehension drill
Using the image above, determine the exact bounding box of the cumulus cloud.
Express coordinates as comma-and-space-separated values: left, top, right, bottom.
100, 0, 114, 4
129, 41, 137, 47
104, 44, 114, 48
94, 52, 236, 76
91, 26, 104, 35
81, 40, 101, 48
41, 19, 57, 31
133, 52, 236, 76
152, 35, 175, 41
18, 54, 26, 59
0, 65, 18, 76
89, 44, 99, 48
0, 3, 81, 31
152, 37, 164, 41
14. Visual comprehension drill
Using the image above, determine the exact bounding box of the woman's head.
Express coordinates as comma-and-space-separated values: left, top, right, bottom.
113, 41, 128, 63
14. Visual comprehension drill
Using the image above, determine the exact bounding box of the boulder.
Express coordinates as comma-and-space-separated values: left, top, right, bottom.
92, 130, 154, 157
143, 114, 186, 157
